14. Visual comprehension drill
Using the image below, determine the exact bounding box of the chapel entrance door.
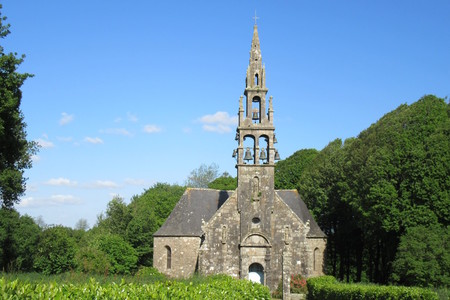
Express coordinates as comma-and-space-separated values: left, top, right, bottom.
248, 263, 264, 284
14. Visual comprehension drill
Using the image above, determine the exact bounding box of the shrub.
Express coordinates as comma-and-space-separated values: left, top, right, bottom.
75, 247, 111, 275
272, 273, 308, 298
291, 274, 308, 294
307, 276, 439, 300
33, 226, 76, 275
98, 234, 138, 274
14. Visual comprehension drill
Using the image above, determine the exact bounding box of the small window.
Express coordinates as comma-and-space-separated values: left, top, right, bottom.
252, 217, 261, 224
254, 73, 259, 86
313, 247, 319, 271
166, 246, 172, 269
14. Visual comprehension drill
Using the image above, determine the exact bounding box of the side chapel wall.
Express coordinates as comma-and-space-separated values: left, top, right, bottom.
153, 236, 201, 278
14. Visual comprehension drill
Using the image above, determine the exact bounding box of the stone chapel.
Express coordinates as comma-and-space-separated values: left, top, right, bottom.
153, 24, 326, 291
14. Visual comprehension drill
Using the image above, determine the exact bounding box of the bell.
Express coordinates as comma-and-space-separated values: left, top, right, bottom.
235, 132, 239, 141
244, 147, 253, 161
274, 150, 281, 161
273, 134, 278, 144
232, 149, 237, 158
252, 110, 259, 120
259, 148, 267, 160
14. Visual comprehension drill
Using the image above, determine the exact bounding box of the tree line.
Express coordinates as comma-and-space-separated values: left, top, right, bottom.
1, 183, 186, 274
275, 95, 449, 288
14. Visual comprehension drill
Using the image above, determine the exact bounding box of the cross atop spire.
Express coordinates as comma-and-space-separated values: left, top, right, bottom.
253, 11, 259, 25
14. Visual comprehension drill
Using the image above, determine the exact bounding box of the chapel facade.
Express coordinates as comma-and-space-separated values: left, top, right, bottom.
153, 24, 326, 291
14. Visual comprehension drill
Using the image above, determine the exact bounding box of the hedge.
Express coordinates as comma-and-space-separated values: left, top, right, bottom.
307, 276, 438, 300
0, 275, 270, 299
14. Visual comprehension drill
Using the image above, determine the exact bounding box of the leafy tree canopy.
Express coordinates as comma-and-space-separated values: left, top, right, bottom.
291, 95, 449, 285
185, 163, 219, 188
34, 226, 77, 275
0, 5, 37, 208
391, 224, 449, 287
0, 208, 40, 271
274, 148, 318, 190
208, 172, 237, 190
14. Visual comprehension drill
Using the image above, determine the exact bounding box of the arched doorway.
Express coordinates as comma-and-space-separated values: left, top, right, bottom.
248, 263, 264, 284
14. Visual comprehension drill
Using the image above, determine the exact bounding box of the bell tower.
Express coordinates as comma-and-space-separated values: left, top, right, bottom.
233, 23, 281, 259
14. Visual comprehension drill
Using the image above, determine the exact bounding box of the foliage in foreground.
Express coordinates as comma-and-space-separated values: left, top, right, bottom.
0, 274, 270, 300
272, 273, 308, 298
306, 276, 438, 300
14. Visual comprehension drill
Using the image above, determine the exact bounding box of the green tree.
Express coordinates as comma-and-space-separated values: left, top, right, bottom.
75, 246, 111, 275
96, 196, 131, 237
34, 226, 76, 275
208, 172, 237, 190
185, 163, 219, 188
0, 208, 40, 271
298, 95, 449, 285
98, 234, 137, 274
11, 214, 40, 271
126, 183, 185, 266
391, 225, 449, 287
0, 5, 37, 208
274, 148, 318, 190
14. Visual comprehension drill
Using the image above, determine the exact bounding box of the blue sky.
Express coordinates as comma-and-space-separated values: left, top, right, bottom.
2, 1, 449, 228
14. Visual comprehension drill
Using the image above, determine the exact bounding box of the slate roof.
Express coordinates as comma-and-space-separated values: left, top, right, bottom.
153, 188, 232, 237
153, 188, 326, 238
275, 190, 326, 238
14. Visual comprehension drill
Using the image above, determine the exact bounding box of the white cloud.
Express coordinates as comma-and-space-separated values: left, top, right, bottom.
59, 112, 74, 126
18, 195, 82, 208
31, 155, 41, 163
57, 136, 73, 142
127, 112, 139, 123
50, 194, 82, 204
17, 197, 37, 208
124, 178, 147, 186
84, 137, 104, 144
100, 128, 132, 137
88, 180, 120, 189
143, 124, 162, 133
36, 138, 54, 149
45, 177, 78, 187
198, 111, 238, 133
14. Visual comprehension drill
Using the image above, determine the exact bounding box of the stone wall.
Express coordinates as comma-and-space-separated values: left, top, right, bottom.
199, 194, 240, 278
307, 237, 327, 277
153, 236, 201, 278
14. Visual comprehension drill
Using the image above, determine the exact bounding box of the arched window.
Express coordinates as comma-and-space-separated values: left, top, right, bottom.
243, 135, 255, 164
249, 263, 264, 284
166, 246, 172, 269
252, 96, 261, 123
254, 73, 259, 86
259, 135, 269, 164
313, 247, 319, 271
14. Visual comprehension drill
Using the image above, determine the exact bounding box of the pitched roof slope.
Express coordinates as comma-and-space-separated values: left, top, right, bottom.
153, 188, 232, 237
154, 188, 325, 238
276, 190, 326, 238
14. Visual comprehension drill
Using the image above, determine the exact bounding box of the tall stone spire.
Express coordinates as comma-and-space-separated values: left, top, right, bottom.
234, 23, 280, 256
249, 25, 262, 65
